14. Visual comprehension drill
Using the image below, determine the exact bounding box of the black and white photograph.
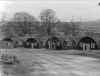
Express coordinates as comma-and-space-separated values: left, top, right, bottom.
0, 0, 100, 76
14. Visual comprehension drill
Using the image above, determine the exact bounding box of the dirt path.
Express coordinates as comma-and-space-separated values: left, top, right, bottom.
1, 48, 100, 76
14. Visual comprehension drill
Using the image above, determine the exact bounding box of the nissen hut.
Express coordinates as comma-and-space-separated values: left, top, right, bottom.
12, 38, 25, 47
77, 36, 100, 50
46, 36, 80, 50
2, 38, 18, 49
25, 38, 41, 49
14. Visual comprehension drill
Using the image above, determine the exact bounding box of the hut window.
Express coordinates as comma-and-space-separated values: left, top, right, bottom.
66, 41, 71, 46
56, 42, 60, 46
6, 43, 10, 46
34, 42, 37, 46
6, 43, 11, 46
80, 42, 83, 47
18, 42, 22, 45
91, 43, 95, 48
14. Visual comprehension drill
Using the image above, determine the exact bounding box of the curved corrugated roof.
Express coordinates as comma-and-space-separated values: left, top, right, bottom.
65, 39, 70, 41
39, 36, 49, 43
65, 35, 81, 42
3, 38, 13, 42
17, 37, 31, 42
79, 36, 100, 49
50, 36, 65, 49
11, 38, 23, 43
51, 36, 81, 49
26, 37, 41, 48
3, 37, 29, 44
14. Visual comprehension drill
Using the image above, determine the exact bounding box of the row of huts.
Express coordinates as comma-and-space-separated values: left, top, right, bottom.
0, 35, 100, 50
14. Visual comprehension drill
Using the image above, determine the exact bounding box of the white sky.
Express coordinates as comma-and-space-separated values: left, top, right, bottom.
0, 0, 100, 22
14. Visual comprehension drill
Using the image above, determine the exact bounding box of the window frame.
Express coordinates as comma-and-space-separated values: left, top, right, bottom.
91, 43, 95, 48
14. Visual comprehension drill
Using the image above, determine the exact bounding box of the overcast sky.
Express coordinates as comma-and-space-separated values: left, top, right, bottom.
0, 0, 100, 22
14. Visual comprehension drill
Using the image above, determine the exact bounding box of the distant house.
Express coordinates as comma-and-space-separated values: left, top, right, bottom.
77, 36, 100, 50
46, 36, 80, 50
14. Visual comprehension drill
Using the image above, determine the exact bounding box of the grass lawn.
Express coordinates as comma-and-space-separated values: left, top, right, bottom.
0, 49, 37, 76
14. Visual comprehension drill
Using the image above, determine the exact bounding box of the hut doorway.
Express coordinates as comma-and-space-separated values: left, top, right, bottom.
26, 38, 39, 49
78, 37, 98, 50
51, 43, 56, 50
83, 43, 90, 50
48, 41, 51, 49
46, 37, 62, 50
31, 43, 34, 48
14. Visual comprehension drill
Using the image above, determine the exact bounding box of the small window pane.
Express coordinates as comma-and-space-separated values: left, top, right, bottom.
19, 42, 22, 45
66, 41, 71, 46
91, 43, 95, 48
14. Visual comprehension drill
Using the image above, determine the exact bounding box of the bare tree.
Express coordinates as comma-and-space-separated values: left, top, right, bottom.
57, 22, 71, 36
13, 12, 38, 36
35, 23, 47, 37
1, 12, 38, 37
39, 9, 58, 37
0, 12, 6, 22
70, 16, 80, 36
39, 9, 58, 50
0, 12, 8, 37
1, 22, 15, 38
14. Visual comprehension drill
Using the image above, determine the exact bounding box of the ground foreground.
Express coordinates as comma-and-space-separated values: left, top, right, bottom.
1, 48, 100, 76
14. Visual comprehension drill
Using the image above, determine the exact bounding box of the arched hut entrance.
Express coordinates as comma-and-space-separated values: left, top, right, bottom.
46, 36, 62, 50
77, 36, 99, 50
2, 38, 16, 49
26, 38, 39, 49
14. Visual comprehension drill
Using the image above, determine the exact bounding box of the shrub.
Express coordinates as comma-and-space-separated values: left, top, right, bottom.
1, 54, 20, 76
1, 54, 19, 65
